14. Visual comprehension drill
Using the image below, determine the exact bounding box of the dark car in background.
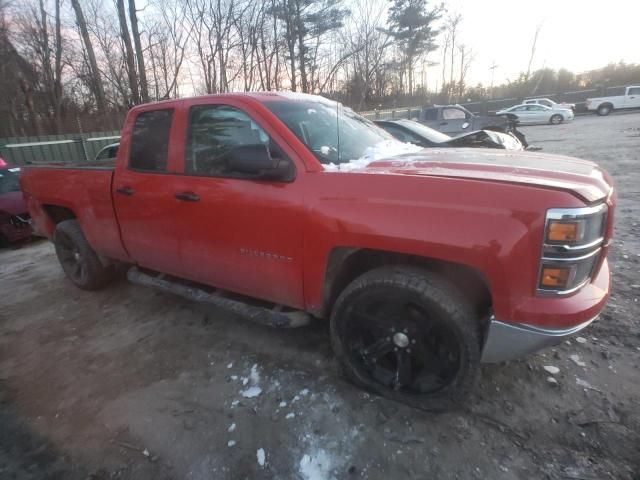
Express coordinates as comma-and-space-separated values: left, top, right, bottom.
418, 104, 528, 147
375, 119, 524, 151
0, 160, 32, 247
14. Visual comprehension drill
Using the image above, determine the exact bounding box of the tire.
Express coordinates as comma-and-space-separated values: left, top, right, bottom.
550, 114, 563, 125
53, 219, 115, 290
330, 266, 481, 411
597, 104, 612, 116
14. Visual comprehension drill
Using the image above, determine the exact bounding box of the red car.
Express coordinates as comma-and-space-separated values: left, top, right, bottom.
20, 93, 615, 410
0, 159, 32, 246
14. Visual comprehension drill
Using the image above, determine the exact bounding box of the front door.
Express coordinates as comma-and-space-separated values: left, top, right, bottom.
625, 87, 640, 108
168, 101, 306, 308
438, 107, 468, 134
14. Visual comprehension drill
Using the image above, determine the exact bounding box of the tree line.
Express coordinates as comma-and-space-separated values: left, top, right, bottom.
1, 0, 640, 137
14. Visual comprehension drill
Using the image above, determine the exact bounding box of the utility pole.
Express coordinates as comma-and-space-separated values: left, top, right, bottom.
489, 61, 498, 98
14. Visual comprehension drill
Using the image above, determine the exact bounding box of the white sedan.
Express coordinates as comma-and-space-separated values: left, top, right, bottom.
496, 104, 574, 125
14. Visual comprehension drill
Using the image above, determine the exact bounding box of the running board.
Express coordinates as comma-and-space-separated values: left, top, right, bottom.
127, 267, 311, 328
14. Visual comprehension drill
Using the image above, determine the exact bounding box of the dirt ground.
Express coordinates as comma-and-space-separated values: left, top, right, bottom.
1, 112, 639, 480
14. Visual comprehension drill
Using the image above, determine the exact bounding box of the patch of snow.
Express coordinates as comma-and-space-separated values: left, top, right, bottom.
230, 375, 238, 381
576, 337, 587, 344
242, 377, 249, 386
227, 362, 233, 369
569, 354, 586, 367
300, 389, 310, 396
299, 449, 336, 480
286, 412, 296, 419
292, 395, 300, 403
231, 400, 239, 407
228, 423, 236, 433
279, 401, 287, 408
257, 448, 266, 467
543, 366, 560, 375
241, 386, 262, 398
323, 140, 422, 172
227, 440, 236, 448
250, 364, 260, 384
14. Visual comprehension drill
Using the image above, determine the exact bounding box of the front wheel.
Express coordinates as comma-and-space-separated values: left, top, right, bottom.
54, 219, 115, 290
330, 266, 481, 411
550, 114, 563, 125
597, 104, 612, 116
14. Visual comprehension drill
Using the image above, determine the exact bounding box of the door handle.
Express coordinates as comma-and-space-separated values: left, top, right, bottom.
116, 186, 134, 196
174, 192, 200, 202
439, 121, 448, 125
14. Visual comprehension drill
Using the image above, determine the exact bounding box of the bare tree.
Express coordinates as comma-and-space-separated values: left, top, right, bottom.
525, 22, 543, 83
116, 0, 139, 104
70, 0, 107, 112
128, 0, 149, 102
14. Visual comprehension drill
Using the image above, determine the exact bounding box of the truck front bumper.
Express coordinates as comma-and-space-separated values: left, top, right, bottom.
480, 315, 596, 363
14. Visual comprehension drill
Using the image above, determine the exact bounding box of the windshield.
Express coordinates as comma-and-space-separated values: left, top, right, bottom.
0, 168, 20, 194
397, 120, 451, 143
265, 98, 399, 165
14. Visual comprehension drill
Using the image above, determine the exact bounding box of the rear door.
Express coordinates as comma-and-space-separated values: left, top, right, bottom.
167, 99, 306, 308
113, 107, 188, 278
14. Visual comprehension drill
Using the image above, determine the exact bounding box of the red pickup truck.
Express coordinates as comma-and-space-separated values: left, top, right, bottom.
20, 93, 615, 410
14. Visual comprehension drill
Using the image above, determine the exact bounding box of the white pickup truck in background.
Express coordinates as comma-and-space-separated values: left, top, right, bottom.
586, 86, 640, 116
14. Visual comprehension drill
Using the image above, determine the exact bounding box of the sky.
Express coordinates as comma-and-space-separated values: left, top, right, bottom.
426, 0, 640, 89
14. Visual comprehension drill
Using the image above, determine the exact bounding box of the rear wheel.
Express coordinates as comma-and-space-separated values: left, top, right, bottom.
550, 114, 563, 125
330, 266, 481, 411
54, 219, 115, 290
597, 104, 612, 116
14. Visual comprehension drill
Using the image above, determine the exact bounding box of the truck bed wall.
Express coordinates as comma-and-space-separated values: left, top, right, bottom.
20, 167, 129, 262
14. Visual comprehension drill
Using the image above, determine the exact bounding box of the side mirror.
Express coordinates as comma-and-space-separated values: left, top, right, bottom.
227, 144, 278, 174
227, 144, 295, 182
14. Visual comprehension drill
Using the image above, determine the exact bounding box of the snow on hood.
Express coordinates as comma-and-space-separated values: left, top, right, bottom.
323, 140, 423, 172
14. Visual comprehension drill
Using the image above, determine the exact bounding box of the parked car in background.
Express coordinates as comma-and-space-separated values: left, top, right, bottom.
418, 104, 528, 147
496, 104, 574, 125
523, 98, 576, 111
95, 143, 119, 162
586, 86, 640, 116
375, 119, 524, 150
21, 92, 614, 410
0, 160, 32, 247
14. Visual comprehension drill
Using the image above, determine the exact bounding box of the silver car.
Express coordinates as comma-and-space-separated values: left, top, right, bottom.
496, 104, 574, 125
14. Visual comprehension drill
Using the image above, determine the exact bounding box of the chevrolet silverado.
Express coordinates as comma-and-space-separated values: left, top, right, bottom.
20, 93, 615, 410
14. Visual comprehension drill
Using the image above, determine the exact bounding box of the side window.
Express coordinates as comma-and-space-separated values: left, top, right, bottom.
421, 108, 438, 121
513, 106, 527, 112
628, 87, 640, 95
129, 109, 173, 171
383, 125, 422, 145
185, 104, 271, 176
540, 100, 552, 107
96, 147, 110, 161
442, 108, 466, 120
523, 100, 534, 104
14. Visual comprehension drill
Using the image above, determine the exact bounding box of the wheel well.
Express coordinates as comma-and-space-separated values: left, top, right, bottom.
323, 248, 492, 319
42, 205, 76, 225
599, 102, 613, 109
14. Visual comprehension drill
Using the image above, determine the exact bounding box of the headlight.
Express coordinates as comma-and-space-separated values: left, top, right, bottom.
538, 204, 607, 295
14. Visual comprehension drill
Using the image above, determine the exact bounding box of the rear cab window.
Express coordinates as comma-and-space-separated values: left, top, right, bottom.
129, 109, 173, 172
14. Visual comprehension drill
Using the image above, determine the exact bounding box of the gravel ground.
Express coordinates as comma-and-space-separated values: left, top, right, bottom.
1, 112, 639, 480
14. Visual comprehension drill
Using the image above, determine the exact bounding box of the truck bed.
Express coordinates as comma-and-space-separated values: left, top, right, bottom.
20, 166, 129, 262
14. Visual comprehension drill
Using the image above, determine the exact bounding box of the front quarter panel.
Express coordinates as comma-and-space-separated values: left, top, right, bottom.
302, 171, 587, 324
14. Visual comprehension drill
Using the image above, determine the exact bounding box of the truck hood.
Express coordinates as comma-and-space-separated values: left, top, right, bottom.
350, 149, 613, 203
0, 191, 28, 215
